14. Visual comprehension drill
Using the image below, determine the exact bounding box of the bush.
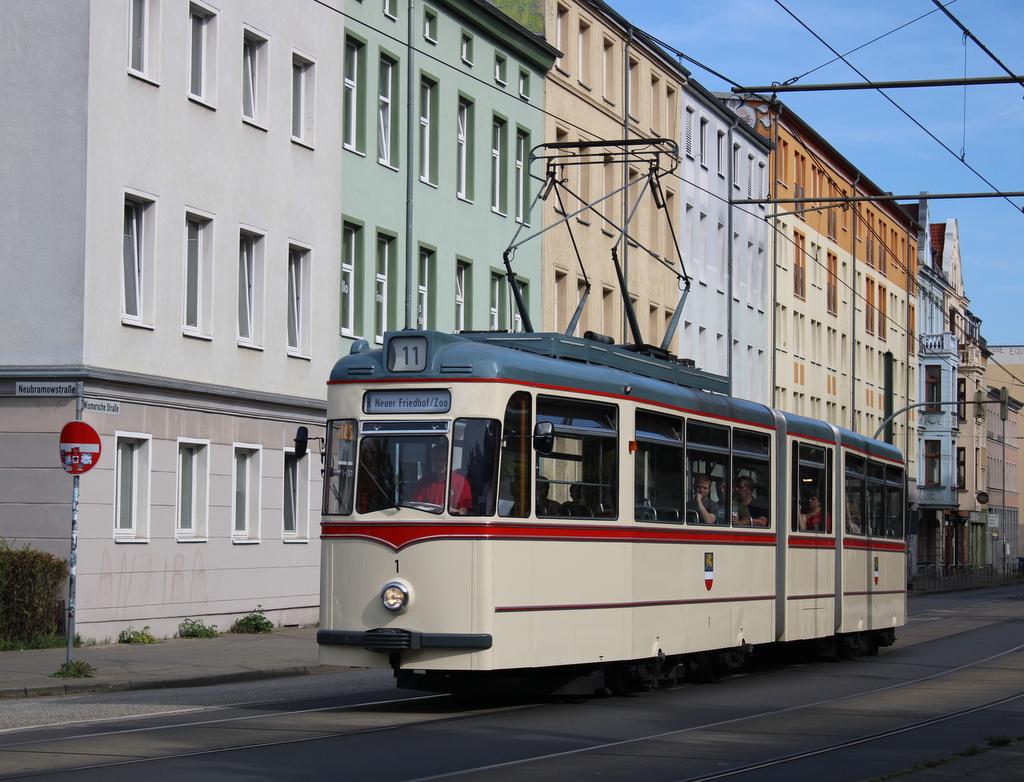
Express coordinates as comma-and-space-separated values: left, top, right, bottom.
117, 625, 156, 644
52, 659, 96, 679
229, 605, 274, 634
177, 618, 219, 638
0, 539, 69, 643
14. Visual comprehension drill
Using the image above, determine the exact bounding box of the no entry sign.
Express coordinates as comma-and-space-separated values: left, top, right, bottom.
59, 421, 102, 475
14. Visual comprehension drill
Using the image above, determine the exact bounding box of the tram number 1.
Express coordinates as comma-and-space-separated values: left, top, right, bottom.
395, 559, 400, 574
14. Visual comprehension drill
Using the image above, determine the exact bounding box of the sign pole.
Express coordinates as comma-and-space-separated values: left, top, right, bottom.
67, 475, 78, 669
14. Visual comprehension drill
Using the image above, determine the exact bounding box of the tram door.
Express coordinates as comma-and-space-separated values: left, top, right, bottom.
790, 443, 834, 639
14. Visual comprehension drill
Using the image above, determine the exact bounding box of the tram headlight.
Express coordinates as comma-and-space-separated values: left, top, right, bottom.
381, 581, 411, 612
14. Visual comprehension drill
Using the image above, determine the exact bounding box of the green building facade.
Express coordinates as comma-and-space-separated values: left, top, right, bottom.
340, 0, 557, 346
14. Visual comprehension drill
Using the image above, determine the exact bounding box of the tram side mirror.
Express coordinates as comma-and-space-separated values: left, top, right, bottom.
533, 421, 554, 456
294, 426, 309, 460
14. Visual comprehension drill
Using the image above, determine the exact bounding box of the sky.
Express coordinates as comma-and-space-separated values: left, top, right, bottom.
606, 0, 1023, 346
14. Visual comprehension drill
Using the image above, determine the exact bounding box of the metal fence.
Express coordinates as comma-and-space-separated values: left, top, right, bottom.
910, 562, 1024, 593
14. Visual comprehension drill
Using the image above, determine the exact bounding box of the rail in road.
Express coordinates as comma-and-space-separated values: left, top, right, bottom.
2, 588, 1023, 781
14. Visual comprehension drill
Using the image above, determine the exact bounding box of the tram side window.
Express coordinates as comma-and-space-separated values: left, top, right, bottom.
452, 418, 500, 515
499, 391, 531, 517
792, 443, 832, 533
733, 429, 771, 527
686, 422, 730, 525
325, 419, 356, 515
536, 396, 617, 518
866, 462, 885, 536
634, 411, 683, 522
845, 455, 865, 535
885, 466, 905, 539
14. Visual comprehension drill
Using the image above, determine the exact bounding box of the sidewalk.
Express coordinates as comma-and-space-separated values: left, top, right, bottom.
0, 625, 342, 698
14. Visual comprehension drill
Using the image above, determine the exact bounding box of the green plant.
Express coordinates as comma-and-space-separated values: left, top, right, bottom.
0, 632, 81, 652
985, 735, 1012, 747
229, 605, 274, 634
957, 745, 984, 757
52, 659, 97, 678
177, 617, 219, 638
117, 625, 156, 644
0, 539, 69, 643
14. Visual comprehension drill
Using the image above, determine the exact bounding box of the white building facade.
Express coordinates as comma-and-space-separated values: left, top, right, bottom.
1, 0, 345, 638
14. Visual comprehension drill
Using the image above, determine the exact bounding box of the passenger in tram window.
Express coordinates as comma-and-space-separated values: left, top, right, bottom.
687, 473, 720, 524
536, 477, 559, 516
412, 444, 472, 514
733, 476, 769, 526
845, 501, 863, 534
559, 483, 590, 516
799, 491, 831, 532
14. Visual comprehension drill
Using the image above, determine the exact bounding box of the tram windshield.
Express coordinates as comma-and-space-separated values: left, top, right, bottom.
327, 418, 500, 516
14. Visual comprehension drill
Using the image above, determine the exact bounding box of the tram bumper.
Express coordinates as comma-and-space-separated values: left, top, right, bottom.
318, 628, 492, 653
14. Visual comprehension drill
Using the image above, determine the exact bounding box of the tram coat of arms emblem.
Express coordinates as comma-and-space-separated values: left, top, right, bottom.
704, 552, 714, 591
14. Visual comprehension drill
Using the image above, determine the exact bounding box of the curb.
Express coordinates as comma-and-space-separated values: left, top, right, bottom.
0, 664, 347, 699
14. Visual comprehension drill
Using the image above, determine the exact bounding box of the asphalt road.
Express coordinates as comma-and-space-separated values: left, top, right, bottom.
2, 585, 1023, 781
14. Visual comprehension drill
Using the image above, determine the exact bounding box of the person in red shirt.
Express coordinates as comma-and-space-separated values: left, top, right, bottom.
412, 445, 472, 514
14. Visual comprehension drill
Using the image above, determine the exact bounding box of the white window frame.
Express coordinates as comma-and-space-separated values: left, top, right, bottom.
282, 447, 310, 541
183, 210, 213, 337
490, 272, 502, 330
232, 443, 262, 542
384, 0, 398, 20
343, 38, 363, 153
698, 117, 708, 168
291, 51, 316, 147
123, 192, 156, 328
419, 77, 436, 184
456, 98, 471, 201
491, 117, 506, 215
176, 438, 209, 540
494, 53, 507, 85
237, 229, 265, 348
341, 223, 358, 337
242, 27, 269, 128
515, 129, 528, 224
684, 107, 694, 158
188, 2, 217, 105
423, 7, 437, 43
518, 69, 530, 101
128, 0, 160, 82
460, 31, 473, 66
417, 247, 433, 330
455, 260, 468, 331
378, 56, 395, 166
287, 243, 311, 357
375, 234, 391, 344
114, 432, 152, 541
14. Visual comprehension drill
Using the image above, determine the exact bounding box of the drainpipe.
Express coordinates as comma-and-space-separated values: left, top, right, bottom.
405, 0, 416, 329
726, 115, 741, 393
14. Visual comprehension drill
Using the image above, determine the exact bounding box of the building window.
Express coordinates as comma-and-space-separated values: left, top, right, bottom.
417, 247, 433, 329
419, 77, 437, 184
384, 0, 398, 20
183, 212, 213, 335
490, 272, 503, 329
238, 230, 264, 346
115, 432, 151, 540
515, 129, 528, 224
455, 260, 468, 331
865, 279, 875, 334
956, 447, 966, 490
423, 6, 437, 42
378, 56, 396, 166
343, 38, 364, 153
460, 31, 473, 65
242, 29, 268, 126
602, 38, 615, 102
177, 439, 209, 539
698, 117, 708, 167
456, 98, 473, 200
628, 57, 639, 117
291, 53, 315, 145
877, 284, 887, 339
283, 449, 309, 540
793, 231, 806, 299
826, 252, 838, 315
925, 364, 942, 411
287, 244, 310, 355
518, 69, 530, 101
494, 53, 507, 85
232, 445, 262, 541
341, 223, 359, 337
375, 234, 392, 343
924, 440, 941, 486
128, 0, 159, 79
555, 4, 568, 72
957, 377, 968, 422
491, 116, 507, 214
684, 107, 694, 158
577, 19, 592, 86
123, 195, 154, 325
188, 4, 216, 103
716, 130, 725, 177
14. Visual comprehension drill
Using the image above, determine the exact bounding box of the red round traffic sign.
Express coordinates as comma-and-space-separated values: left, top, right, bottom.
59, 421, 102, 475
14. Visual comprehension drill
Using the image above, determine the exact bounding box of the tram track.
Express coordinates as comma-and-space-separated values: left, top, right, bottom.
2, 595, 1023, 780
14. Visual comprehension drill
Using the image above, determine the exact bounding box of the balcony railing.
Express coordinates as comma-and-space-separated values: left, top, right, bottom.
920, 332, 957, 356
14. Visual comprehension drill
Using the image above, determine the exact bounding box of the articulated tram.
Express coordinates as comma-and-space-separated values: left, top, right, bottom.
316, 329, 906, 693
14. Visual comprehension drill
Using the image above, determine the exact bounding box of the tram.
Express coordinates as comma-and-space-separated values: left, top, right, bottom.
314, 328, 906, 694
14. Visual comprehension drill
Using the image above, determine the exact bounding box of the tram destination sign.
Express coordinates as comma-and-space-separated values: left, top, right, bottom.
364, 390, 451, 414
